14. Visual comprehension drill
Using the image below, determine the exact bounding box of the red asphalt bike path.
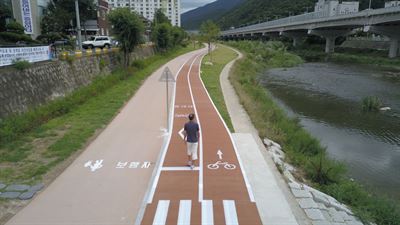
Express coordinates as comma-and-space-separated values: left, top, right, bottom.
140, 52, 262, 225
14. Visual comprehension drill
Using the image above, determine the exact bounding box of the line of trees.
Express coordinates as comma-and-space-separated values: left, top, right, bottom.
107, 8, 189, 67
151, 9, 187, 51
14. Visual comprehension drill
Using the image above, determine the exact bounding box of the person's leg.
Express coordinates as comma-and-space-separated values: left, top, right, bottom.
191, 143, 199, 168
187, 143, 193, 166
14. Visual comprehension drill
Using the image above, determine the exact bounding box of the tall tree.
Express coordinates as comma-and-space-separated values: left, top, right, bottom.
152, 23, 172, 50
153, 9, 170, 25
108, 8, 144, 67
41, 0, 96, 35
0, 0, 12, 32
199, 20, 220, 61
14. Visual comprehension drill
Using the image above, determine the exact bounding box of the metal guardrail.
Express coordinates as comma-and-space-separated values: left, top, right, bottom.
222, 6, 400, 35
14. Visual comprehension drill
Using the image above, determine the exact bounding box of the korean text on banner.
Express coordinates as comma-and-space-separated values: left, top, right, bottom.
0, 46, 51, 67
20, 0, 33, 34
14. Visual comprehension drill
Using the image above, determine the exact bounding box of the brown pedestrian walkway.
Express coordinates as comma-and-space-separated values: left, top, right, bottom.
140, 53, 262, 224
5, 48, 206, 225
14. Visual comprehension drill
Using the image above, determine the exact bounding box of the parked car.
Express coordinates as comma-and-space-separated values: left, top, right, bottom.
82, 36, 112, 49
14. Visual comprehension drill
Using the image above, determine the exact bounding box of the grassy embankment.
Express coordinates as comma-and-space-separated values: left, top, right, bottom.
0, 45, 198, 185
292, 44, 400, 69
200, 45, 237, 132
222, 41, 400, 225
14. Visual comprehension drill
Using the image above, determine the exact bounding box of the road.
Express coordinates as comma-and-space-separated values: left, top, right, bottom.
5, 48, 262, 225
140, 52, 262, 224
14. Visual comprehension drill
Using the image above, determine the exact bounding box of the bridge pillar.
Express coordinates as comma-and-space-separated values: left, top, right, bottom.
309, 29, 355, 54
366, 26, 400, 58
280, 31, 308, 47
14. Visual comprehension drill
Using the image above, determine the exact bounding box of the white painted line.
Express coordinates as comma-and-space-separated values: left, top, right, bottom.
178, 200, 192, 225
201, 200, 214, 225
198, 61, 256, 202
223, 200, 239, 225
187, 53, 207, 202
146, 56, 193, 205
161, 167, 199, 171
153, 200, 170, 225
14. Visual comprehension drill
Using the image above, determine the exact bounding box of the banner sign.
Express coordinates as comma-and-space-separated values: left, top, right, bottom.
20, 0, 33, 34
0, 46, 51, 67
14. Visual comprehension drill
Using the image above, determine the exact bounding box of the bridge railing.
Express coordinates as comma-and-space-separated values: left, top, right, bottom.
222, 6, 400, 35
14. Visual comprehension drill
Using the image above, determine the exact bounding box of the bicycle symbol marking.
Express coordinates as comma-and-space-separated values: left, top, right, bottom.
207, 161, 236, 170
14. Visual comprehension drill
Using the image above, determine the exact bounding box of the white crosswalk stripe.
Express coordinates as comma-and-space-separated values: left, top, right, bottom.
223, 200, 239, 225
178, 200, 192, 225
202, 200, 214, 225
150, 200, 240, 225
153, 200, 170, 225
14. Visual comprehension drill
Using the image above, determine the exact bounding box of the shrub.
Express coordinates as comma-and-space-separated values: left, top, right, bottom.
131, 59, 145, 69
362, 96, 382, 112
99, 58, 108, 70
12, 60, 31, 71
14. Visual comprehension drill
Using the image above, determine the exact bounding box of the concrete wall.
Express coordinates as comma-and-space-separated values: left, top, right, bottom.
0, 47, 155, 118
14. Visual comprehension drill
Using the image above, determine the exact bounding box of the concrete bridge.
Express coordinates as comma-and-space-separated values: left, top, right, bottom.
221, 6, 400, 58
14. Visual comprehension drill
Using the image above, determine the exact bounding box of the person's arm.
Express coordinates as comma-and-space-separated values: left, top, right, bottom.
197, 125, 200, 140
183, 125, 187, 142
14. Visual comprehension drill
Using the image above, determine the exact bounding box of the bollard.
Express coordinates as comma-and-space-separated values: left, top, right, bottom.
75, 50, 83, 58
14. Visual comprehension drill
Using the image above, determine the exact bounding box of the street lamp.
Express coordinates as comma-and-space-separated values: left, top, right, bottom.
75, 0, 82, 50
369, 0, 372, 10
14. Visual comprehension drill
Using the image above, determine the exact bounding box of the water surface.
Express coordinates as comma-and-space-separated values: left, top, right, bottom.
259, 63, 400, 199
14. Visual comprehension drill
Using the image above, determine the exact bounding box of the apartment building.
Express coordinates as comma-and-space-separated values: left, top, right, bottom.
108, 0, 181, 27
314, 0, 359, 17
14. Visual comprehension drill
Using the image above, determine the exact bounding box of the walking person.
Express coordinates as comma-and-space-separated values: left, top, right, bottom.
183, 113, 200, 169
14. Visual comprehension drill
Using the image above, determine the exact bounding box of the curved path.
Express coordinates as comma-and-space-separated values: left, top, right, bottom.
139, 52, 262, 224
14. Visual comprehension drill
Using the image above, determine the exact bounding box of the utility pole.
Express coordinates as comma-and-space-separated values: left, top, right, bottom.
75, 0, 82, 50
369, 0, 372, 10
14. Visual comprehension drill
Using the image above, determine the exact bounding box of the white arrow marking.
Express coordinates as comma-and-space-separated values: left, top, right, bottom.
217, 150, 223, 160
179, 128, 185, 140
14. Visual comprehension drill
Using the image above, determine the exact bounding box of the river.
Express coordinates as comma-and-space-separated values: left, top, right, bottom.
258, 62, 400, 199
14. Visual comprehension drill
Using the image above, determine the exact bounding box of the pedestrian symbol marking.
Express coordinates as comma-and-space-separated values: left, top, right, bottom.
84, 160, 104, 172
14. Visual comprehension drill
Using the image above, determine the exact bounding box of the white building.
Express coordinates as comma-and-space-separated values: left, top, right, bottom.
108, 0, 181, 27
314, 0, 359, 17
385, 1, 400, 8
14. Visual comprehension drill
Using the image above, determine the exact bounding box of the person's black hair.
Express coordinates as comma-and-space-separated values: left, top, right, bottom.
188, 113, 195, 120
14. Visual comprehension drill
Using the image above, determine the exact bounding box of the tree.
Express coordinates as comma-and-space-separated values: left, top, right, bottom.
153, 9, 170, 25
108, 8, 144, 67
171, 26, 186, 46
41, 0, 96, 35
199, 20, 220, 62
0, 0, 12, 32
0, 21, 36, 44
152, 23, 172, 50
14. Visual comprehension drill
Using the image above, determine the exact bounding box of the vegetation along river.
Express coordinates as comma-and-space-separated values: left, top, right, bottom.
259, 62, 400, 199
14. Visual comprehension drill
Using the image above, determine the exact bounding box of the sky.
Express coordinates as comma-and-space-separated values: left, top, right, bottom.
181, 0, 217, 13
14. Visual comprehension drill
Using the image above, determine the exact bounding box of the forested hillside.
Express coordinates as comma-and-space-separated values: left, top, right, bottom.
181, 0, 243, 30
217, 0, 387, 30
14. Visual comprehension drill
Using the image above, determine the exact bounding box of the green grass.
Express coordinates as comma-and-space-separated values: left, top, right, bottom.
200, 45, 237, 132
292, 46, 400, 69
225, 40, 400, 225
0, 45, 198, 184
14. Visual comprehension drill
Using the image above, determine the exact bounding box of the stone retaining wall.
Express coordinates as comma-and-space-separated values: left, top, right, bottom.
0, 47, 155, 118
264, 138, 366, 225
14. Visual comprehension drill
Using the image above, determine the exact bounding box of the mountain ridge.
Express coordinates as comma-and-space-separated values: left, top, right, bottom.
181, 0, 244, 30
